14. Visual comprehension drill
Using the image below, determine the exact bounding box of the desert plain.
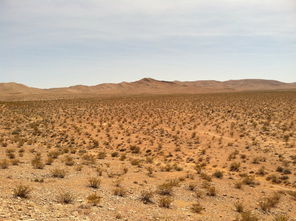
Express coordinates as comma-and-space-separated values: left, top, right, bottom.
0, 88, 296, 221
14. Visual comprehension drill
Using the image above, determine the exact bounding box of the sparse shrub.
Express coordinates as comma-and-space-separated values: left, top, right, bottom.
113, 187, 127, 197
191, 202, 203, 213
266, 174, 281, 184
238, 211, 259, 221
242, 176, 257, 187
98, 152, 106, 159
88, 177, 101, 189
64, 155, 75, 166
13, 184, 31, 198
96, 167, 103, 176
146, 166, 154, 177
206, 186, 216, 196
130, 145, 140, 154
234, 201, 244, 213
188, 183, 197, 191
195, 190, 203, 198
230, 162, 240, 172
111, 151, 119, 157
48, 151, 59, 159
130, 158, 142, 167
140, 190, 154, 204
11, 159, 20, 165
157, 182, 174, 195
75, 165, 83, 171
46, 157, 54, 165
82, 154, 96, 165
256, 166, 266, 176
259, 192, 281, 212
235, 181, 243, 189
286, 190, 296, 200
51, 168, 66, 178
273, 215, 289, 221
0, 159, 9, 169
120, 154, 126, 161
213, 170, 223, 179
200, 172, 212, 181
87, 193, 101, 206
31, 154, 44, 169
57, 190, 75, 204
158, 196, 173, 208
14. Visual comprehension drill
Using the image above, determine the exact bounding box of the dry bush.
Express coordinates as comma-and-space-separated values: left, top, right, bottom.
191, 202, 203, 213
113, 187, 127, 197
206, 186, 216, 196
200, 172, 212, 181
64, 155, 75, 166
195, 190, 203, 198
273, 215, 289, 221
57, 190, 75, 204
140, 190, 154, 204
46, 157, 54, 165
230, 162, 241, 172
157, 182, 175, 196
259, 192, 281, 212
87, 193, 101, 206
237, 211, 259, 221
241, 176, 258, 187
212, 170, 223, 179
31, 154, 44, 169
234, 201, 244, 213
158, 196, 173, 208
0, 159, 9, 169
187, 183, 197, 191
51, 168, 66, 178
97, 152, 106, 159
88, 177, 101, 189
13, 184, 31, 198
11, 159, 20, 165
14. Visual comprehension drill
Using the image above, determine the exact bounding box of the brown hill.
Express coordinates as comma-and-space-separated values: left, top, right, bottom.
0, 78, 295, 101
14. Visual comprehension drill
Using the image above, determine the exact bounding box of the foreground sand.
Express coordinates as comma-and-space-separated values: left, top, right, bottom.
0, 91, 295, 221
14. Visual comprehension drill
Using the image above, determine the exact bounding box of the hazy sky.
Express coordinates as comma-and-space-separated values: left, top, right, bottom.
1, 0, 295, 88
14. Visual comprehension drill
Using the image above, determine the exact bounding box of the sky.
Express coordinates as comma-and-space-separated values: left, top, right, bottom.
0, 0, 295, 88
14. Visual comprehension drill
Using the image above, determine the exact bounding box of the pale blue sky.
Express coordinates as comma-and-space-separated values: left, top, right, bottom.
0, 0, 295, 88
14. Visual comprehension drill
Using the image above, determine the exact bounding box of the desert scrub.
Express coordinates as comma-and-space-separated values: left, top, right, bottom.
273, 215, 289, 221
113, 187, 127, 197
140, 190, 154, 204
242, 176, 258, 187
187, 183, 197, 191
237, 211, 259, 221
212, 170, 224, 178
259, 192, 281, 212
206, 186, 216, 196
97, 151, 106, 159
88, 177, 101, 189
157, 181, 175, 195
234, 201, 244, 213
191, 202, 203, 213
64, 155, 75, 166
13, 184, 31, 198
158, 196, 173, 208
57, 190, 75, 204
230, 162, 240, 172
31, 154, 44, 169
0, 159, 9, 169
87, 193, 101, 206
51, 168, 66, 178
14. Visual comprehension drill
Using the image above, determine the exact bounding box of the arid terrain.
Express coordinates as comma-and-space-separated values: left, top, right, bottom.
0, 91, 296, 221
1, 78, 296, 101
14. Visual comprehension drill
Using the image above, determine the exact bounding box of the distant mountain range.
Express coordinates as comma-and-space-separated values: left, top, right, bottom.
1, 78, 296, 101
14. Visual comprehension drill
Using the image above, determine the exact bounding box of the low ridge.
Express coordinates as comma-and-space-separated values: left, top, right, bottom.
0, 78, 295, 101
